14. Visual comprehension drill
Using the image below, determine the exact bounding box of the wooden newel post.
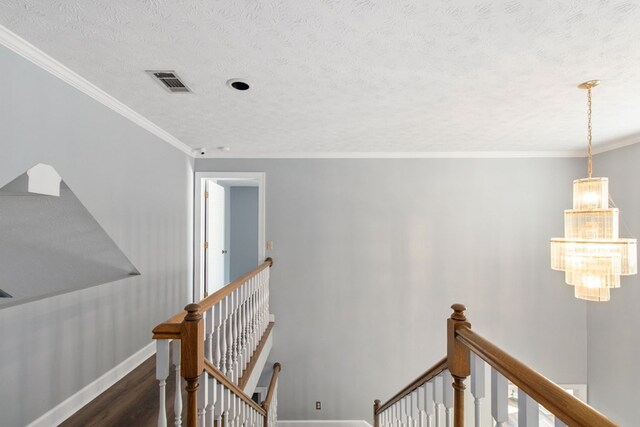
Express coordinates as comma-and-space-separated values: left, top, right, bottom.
447, 303, 471, 427
373, 399, 381, 427
182, 303, 204, 427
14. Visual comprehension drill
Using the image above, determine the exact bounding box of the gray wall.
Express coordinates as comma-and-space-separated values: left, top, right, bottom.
196, 157, 588, 422
230, 186, 259, 281
587, 143, 640, 425
0, 45, 192, 426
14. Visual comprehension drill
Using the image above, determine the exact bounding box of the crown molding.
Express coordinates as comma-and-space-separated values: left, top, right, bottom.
199, 150, 584, 159
4, 24, 637, 160
591, 136, 640, 155
0, 24, 193, 157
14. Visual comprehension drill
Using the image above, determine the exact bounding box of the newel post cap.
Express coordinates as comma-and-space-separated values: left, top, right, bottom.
184, 303, 202, 321
450, 303, 467, 321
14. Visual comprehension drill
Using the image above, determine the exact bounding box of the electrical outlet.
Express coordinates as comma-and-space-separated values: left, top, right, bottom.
316, 401, 321, 410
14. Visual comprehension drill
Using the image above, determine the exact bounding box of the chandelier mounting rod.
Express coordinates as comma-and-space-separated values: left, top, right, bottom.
578, 80, 600, 178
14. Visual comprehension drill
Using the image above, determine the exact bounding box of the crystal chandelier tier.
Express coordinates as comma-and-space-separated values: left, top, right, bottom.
550, 81, 637, 301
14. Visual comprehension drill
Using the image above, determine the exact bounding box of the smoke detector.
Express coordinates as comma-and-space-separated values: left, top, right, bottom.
147, 70, 191, 93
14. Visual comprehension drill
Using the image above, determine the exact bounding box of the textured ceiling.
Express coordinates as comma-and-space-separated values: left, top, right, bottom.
1, 0, 640, 156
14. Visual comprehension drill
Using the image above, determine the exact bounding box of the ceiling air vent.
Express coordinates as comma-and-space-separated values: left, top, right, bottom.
146, 70, 191, 93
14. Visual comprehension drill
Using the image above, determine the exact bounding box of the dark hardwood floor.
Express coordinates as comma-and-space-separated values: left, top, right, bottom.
61, 356, 184, 427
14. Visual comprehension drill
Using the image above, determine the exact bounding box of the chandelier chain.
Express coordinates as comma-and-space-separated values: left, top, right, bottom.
587, 86, 593, 178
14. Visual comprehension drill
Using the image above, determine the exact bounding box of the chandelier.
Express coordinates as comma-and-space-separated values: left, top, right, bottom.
550, 80, 637, 301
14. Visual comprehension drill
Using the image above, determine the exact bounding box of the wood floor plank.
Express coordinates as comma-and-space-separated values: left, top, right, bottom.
61, 355, 184, 427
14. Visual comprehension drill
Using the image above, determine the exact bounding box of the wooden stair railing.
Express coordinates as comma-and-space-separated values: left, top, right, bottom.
374, 304, 617, 427
262, 362, 281, 427
153, 258, 278, 427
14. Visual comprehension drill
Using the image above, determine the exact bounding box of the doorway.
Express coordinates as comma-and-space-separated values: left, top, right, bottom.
194, 172, 265, 301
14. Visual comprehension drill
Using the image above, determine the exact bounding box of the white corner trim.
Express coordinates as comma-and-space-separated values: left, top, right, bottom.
279, 421, 373, 427
0, 24, 193, 157
201, 150, 584, 159
26, 342, 156, 427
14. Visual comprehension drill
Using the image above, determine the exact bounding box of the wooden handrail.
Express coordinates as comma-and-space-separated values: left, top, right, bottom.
456, 326, 617, 427
204, 360, 267, 415
152, 258, 273, 338
262, 362, 282, 411
376, 357, 447, 414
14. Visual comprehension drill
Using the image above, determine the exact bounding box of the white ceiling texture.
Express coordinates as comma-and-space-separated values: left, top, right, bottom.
1, 0, 640, 157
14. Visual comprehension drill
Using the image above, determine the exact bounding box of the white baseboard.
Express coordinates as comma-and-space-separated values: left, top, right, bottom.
27, 342, 156, 427
279, 421, 373, 427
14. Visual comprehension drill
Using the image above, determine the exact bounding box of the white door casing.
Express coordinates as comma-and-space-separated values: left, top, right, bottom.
194, 172, 266, 302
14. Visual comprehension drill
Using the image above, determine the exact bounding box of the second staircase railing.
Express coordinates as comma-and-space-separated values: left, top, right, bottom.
374, 304, 617, 427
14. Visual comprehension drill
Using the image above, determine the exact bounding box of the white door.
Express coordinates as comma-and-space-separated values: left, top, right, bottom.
205, 181, 226, 294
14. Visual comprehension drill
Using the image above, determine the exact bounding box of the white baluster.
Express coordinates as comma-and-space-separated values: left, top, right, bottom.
214, 382, 225, 424
205, 308, 214, 363
416, 385, 425, 427
156, 340, 170, 427
259, 272, 266, 334
232, 289, 240, 382
245, 278, 254, 362
274, 381, 279, 425
224, 388, 232, 425
434, 375, 443, 427
198, 371, 208, 426
243, 282, 250, 372
247, 280, 254, 369
172, 340, 183, 427
391, 403, 397, 427
253, 275, 260, 350
220, 297, 228, 376
242, 282, 249, 372
412, 390, 420, 427
491, 368, 508, 427
237, 284, 245, 375
264, 268, 270, 318
227, 295, 236, 381
443, 371, 453, 427
424, 381, 435, 427
518, 390, 538, 426
405, 395, 412, 426
470, 353, 485, 427
205, 307, 215, 427
214, 302, 222, 370
229, 393, 239, 426
229, 290, 237, 382
206, 377, 216, 427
